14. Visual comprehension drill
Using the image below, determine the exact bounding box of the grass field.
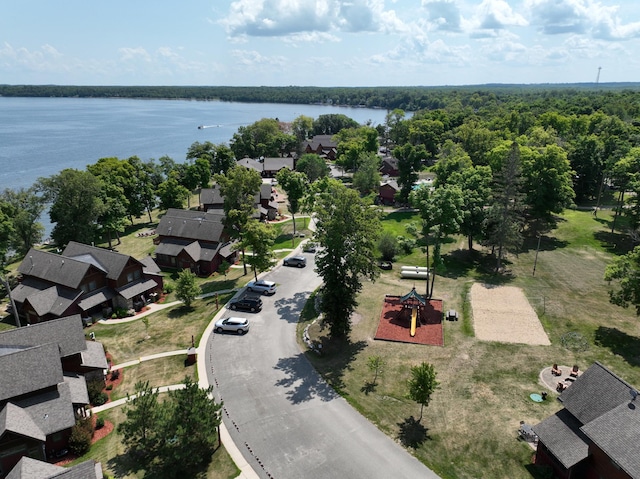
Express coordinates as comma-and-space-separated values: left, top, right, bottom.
301, 208, 640, 479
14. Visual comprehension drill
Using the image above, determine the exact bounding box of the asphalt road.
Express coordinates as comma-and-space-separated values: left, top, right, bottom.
205, 253, 440, 479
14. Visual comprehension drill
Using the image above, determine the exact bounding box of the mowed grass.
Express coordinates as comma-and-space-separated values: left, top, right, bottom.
302, 208, 640, 479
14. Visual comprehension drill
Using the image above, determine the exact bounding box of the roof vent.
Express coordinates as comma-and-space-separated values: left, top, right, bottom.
630, 389, 638, 401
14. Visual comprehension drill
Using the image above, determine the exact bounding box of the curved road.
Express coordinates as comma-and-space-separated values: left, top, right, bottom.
203, 253, 439, 479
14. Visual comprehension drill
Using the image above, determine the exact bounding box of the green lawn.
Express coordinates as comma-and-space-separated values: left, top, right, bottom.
301, 208, 640, 479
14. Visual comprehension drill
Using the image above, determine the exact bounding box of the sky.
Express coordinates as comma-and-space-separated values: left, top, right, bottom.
2, 0, 640, 87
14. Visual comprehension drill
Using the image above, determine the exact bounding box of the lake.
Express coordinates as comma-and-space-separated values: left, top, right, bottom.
0, 97, 390, 235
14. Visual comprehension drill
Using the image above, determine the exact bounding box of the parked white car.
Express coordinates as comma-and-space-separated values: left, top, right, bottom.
215, 317, 250, 335
246, 279, 277, 295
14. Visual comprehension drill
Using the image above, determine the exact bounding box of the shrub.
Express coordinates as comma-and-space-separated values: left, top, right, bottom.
164, 283, 174, 294
110, 369, 120, 381
106, 384, 113, 391
378, 232, 398, 261
87, 379, 107, 406
68, 423, 91, 456
96, 416, 105, 429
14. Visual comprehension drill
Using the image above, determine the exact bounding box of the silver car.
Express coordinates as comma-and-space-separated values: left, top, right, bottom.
246, 279, 277, 295
215, 317, 250, 335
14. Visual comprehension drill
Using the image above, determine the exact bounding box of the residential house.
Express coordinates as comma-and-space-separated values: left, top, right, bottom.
11, 243, 163, 324
302, 135, 337, 160
378, 179, 399, 206
235, 157, 295, 178
200, 181, 278, 221
154, 209, 237, 276
6, 457, 103, 479
533, 362, 640, 479
379, 156, 399, 177
0, 315, 107, 478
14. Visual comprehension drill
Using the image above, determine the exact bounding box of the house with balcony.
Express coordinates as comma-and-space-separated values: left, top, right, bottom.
154, 209, 237, 276
11, 242, 162, 324
0, 315, 106, 478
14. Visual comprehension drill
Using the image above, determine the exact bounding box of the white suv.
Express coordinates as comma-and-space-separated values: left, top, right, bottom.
246, 279, 277, 295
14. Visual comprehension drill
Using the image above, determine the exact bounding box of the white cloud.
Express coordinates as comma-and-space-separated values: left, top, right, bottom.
118, 47, 151, 62
221, 0, 408, 38
470, 0, 528, 34
422, 0, 463, 32
231, 49, 288, 68
525, 0, 640, 40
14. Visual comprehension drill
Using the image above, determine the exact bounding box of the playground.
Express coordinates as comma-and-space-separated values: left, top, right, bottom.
374, 287, 444, 346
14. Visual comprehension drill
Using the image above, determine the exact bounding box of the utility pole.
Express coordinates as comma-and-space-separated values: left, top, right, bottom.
532, 235, 542, 276
596, 67, 602, 86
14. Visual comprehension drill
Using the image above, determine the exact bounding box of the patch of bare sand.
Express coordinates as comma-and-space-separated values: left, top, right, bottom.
471, 283, 550, 345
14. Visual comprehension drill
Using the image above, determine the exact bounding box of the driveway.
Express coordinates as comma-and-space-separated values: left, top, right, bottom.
204, 253, 440, 479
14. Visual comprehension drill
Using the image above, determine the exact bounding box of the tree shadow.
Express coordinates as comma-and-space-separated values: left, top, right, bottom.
274, 291, 315, 324
361, 381, 377, 395
397, 416, 430, 449
519, 234, 569, 254
106, 452, 144, 478
168, 305, 193, 318
593, 230, 635, 255
594, 326, 640, 366
273, 352, 339, 404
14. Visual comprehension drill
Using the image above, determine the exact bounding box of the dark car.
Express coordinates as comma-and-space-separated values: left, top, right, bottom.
228, 297, 263, 312
378, 261, 392, 270
283, 256, 307, 268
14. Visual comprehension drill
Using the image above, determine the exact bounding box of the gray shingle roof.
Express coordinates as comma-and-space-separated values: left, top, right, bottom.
0, 342, 63, 401
24, 285, 81, 317
63, 373, 90, 405
0, 402, 46, 441
12, 382, 76, 436
533, 408, 590, 468
63, 241, 140, 281
581, 401, 640, 478
0, 315, 86, 359
200, 186, 224, 205
77, 287, 115, 311
262, 158, 293, 172
17, 249, 92, 289
80, 341, 109, 370
236, 157, 263, 172
139, 255, 161, 274
560, 362, 632, 424
156, 209, 224, 242
116, 278, 158, 300
6, 457, 103, 479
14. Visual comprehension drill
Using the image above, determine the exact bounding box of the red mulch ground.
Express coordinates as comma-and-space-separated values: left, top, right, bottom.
374, 295, 444, 346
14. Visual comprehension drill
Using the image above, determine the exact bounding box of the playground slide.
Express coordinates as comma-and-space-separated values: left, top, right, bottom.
410, 307, 417, 337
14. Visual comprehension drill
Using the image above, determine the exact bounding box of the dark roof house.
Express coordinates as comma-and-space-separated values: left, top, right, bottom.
0, 315, 106, 478
302, 135, 337, 160
11, 243, 162, 324
533, 362, 640, 479
154, 209, 236, 276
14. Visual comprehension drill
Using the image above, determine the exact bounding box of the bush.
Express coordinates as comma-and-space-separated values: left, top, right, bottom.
87, 379, 107, 406
96, 417, 105, 429
68, 424, 91, 456
164, 283, 174, 294
396, 235, 416, 255
110, 369, 120, 381
378, 232, 398, 261
106, 384, 113, 391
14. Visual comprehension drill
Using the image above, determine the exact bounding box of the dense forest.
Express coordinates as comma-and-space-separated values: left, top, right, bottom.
3, 83, 640, 113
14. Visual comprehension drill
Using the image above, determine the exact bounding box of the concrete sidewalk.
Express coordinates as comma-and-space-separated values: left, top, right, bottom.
91, 384, 186, 414
110, 350, 189, 371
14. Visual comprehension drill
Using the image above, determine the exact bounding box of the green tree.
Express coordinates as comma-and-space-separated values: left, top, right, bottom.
367, 355, 386, 386
394, 143, 426, 205
378, 231, 398, 262
214, 165, 262, 275
0, 202, 13, 268
291, 115, 314, 144
157, 171, 190, 211
313, 180, 381, 337
126, 156, 160, 223
407, 362, 439, 423
1, 187, 44, 256
605, 245, 640, 315
352, 152, 381, 196
37, 169, 106, 247
175, 269, 200, 308
231, 118, 297, 159
277, 168, 308, 240
187, 141, 236, 176
239, 220, 276, 281
118, 381, 161, 458
485, 142, 525, 271
449, 165, 493, 251
312, 114, 359, 135
295, 153, 330, 182
159, 377, 222, 476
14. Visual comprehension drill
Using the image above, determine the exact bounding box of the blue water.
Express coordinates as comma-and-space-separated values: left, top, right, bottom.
0, 97, 389, 236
